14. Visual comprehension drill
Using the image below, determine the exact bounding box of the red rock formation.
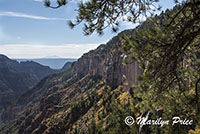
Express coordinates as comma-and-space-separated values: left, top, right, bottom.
73, 39, 140, 90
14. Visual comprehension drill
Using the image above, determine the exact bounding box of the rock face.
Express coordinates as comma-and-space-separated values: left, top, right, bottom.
74, 31, 140, 89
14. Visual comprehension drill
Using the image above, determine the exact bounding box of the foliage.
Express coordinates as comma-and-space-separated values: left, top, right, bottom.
120, 2, 200, 133
189, 127, 200, 134
44, 0, 164, 35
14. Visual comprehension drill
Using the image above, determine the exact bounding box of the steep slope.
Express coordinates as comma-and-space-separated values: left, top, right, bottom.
0, 55, 37, 112
15, 61, 58, 80
0, 28, 141, 134
61, 62, 73, 72
0, 55, 69, 113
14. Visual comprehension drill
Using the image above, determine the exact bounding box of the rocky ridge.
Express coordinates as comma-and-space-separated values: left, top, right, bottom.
0, 55, 72, 114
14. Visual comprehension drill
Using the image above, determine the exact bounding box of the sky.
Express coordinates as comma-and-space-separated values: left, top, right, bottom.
0, 0, 181, 59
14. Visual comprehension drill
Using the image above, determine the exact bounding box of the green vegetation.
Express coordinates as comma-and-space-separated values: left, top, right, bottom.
120, 3, 200, 133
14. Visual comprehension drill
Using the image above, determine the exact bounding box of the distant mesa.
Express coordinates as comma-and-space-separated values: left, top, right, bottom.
42, 55, 62, 59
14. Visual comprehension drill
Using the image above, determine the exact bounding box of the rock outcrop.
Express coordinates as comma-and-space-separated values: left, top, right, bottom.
73, 31, 140, 89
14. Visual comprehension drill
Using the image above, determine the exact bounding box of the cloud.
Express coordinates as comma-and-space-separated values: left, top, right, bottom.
0, 11, 66, 21
0, 43, 99, 58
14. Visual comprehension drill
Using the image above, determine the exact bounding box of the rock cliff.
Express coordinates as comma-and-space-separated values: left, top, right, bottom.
73, 30, 140, 89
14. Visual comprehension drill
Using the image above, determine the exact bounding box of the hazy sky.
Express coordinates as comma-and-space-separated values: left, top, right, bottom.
0, 0, 181, 58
